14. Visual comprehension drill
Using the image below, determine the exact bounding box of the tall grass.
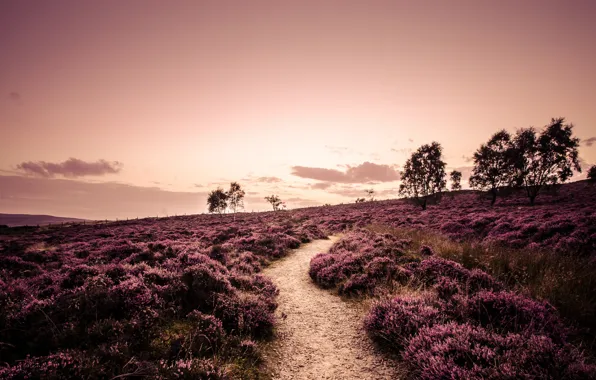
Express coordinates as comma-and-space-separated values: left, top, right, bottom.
366, 224, 596, 351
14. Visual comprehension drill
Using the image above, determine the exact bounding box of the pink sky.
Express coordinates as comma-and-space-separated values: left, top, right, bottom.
1, 0, 595, 219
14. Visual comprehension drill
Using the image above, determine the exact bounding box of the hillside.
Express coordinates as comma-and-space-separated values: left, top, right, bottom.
0, 213, 88, 227
1, 180, 595, 378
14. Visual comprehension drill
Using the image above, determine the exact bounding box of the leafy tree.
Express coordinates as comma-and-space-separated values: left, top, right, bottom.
469, 130, 516, 205
587, 165, 596, 181
450, 170, 462, 191
207, 188, 228, 215
398, 142, 447, 210
355, 197, 366, 203
226, 182, 245, 216
264, 195, 283, 211
511, 118, 581, 205
365, 189, 375, 202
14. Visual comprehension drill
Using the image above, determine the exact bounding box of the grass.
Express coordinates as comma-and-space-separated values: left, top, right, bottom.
365, 224, 596, 352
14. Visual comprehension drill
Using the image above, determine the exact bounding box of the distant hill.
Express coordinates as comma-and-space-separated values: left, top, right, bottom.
0, 213, 88, 227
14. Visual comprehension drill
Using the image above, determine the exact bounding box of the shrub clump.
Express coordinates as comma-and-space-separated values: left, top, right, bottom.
364, 296, 442, 350
465, 290, 568, 341
404, 322, 596, 380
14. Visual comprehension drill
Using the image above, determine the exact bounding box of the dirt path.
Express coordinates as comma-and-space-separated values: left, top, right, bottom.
262, 237, 400, 380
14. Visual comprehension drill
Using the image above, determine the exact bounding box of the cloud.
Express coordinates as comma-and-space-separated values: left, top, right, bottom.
583, 137, 596, 147
325, 145, 351, 155
462, 155, 474, 163
255, 176, 282, 183
285, 197, 322, 208
391, 148, 412, 155
408, 138, 414, 143
311, 182, 332, 190
291, 161, 400, 183
16, 158, 123, 178
193, 183, 204, 188
0, 175, 206, 220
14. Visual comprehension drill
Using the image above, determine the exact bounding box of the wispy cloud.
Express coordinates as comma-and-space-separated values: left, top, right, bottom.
325, 145, 351, 155
391, 148, 412, 155
310, 182, 332, 190
583, 137, 596, 147
255, 176, 282, 183
291, 161, 400, 183
16, 158, 123, 178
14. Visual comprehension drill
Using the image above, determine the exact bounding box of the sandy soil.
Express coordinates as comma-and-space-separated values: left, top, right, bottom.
262, 237, 401, 380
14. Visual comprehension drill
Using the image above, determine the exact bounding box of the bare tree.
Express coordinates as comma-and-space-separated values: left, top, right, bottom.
264, 195, 283, 211
398, 142, 447, 210
365, 188, 375, 201
226, 182, 245, 217
450, 170, 462, 191
469, 130, 516, 205
511, 118, 581, 205
207, 188, 228, 215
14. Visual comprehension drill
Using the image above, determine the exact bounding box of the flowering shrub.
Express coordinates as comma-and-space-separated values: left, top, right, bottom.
0, 351, 104, 380
404, 322, 596, 380
157, 358, 228, 379
1, 179, 595, 377
420, 245, 434, 256
307, 180, 596, 255
364, 296, 442, 349
0, 211, 328, 377
331, 228, 595, 378
465, 290, 568, 342
309, 230, 415, 295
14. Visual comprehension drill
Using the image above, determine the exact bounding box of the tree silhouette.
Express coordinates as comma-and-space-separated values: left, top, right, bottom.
365, 189, 375, 201
264, 195, 283, 211
450, 170, 462, 191
207, 188, 228, 215
588, 165, 596, 181
511, 118, 581, 205
469, 130, 516, 205
398, 142, 447, 210
227, 182, 245, 216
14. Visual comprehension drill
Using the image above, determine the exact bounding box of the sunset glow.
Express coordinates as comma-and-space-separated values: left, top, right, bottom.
1, 0, 595, 219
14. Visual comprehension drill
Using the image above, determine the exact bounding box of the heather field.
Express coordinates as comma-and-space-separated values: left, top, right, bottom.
1, 181, 596, 378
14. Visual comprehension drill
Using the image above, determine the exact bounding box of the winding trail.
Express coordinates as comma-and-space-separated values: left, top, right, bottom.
262, 237, 401, 380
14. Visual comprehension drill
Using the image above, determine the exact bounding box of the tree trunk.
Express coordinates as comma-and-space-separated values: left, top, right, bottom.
491, 190, 497, 206
421, 198, 427, 210
530, 194, 536, 206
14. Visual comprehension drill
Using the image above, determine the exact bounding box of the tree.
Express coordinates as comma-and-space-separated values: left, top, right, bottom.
398, 142, 447, 210
588, 165, 596, 181
365, 188, 375, 201
355, 197, 366, 203
207, 188, 228, 215
450, 170, 462, 191
469, 130, 516, 205
264, 195, 283, 211
511, 118, 581, 205
226, 182, 245, 216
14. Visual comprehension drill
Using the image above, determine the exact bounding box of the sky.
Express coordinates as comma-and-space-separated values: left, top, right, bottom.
1, 0, 595, 219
